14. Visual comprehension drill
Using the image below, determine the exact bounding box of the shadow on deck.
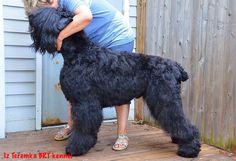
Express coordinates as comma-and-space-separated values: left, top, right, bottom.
0, 122, 235, 161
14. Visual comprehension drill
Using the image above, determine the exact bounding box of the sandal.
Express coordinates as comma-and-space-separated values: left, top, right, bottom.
112, 134, 129, 151
54, 124, 72, 141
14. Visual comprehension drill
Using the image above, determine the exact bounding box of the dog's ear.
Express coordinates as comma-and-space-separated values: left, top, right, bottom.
57, 17, 73, 30
57, 8, 74, 30
28, 7, 74, 54
29, 7, 60, 54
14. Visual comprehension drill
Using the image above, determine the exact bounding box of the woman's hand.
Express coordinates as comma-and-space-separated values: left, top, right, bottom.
56, 5, 92, 51
56, 35, 63, 51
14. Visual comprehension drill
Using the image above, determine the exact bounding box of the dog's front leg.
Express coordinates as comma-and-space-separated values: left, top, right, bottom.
66, 101, 103, 156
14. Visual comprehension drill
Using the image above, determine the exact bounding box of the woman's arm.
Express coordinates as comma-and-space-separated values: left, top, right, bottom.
57, 5, 93, 51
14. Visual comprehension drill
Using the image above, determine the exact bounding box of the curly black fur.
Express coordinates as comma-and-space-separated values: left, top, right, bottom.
29, 7, 201, 158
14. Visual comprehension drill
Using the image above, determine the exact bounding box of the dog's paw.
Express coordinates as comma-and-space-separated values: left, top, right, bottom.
171, 137, 181, 144
177, 146, 199, 158
65, 145, 82, 156
65, 145, 76, 156
177, 139, 201, 158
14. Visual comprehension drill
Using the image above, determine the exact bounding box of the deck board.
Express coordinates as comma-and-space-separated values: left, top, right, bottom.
0, 122, 235, 161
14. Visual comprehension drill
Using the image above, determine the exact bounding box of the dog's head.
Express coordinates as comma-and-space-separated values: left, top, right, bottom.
29, 7, 74, 54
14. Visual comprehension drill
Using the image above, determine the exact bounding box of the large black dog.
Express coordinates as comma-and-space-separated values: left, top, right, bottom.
29, 7, 201, 158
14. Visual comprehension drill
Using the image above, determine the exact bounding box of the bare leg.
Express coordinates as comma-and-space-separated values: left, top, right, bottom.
67, 102, 73, 127
113, 104, 130, 150
115, 104, 129, 134
54, 102, 73, 141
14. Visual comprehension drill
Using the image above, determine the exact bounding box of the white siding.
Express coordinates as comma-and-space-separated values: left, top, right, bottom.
0, 0, 6, 138
3, 0, 36, 132
128, 0, 137, 120
130, 0, 137, 50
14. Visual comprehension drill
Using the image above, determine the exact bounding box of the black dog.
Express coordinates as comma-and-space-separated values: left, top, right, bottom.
29, 7, 201, 158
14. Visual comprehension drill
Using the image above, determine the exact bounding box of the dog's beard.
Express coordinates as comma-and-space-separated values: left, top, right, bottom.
28, 7, 74, 54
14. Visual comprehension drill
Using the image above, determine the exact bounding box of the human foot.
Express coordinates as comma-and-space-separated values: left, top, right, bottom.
112, 134, 129, 151
54, 124, 72, 141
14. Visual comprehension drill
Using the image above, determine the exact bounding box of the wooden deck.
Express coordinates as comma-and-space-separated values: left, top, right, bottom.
0, 122, 235, 161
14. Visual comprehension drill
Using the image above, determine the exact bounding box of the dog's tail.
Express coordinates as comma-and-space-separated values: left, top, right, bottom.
174, 62, 189, 83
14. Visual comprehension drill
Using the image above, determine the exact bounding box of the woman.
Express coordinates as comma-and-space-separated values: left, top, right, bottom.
23, 0, 134, 151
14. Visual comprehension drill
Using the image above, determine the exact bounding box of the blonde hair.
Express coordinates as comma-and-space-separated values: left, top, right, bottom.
22, 0, 52, 15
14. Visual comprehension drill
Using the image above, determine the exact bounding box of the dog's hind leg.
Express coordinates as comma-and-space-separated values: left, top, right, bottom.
65, 101, 103, 156
144, 78, 201, 158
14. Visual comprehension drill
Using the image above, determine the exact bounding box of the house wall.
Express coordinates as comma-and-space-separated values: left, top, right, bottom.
0, 0, 6, 138
3, 0, 36, 132
128, 0, 137, 120
130, 0, 137, 50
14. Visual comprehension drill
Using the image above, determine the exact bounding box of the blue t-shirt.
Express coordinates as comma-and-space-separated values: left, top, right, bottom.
59, 0, 134, 48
